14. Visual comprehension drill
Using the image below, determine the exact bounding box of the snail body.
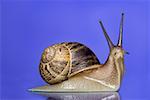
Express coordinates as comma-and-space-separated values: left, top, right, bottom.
37, 14, 126, 92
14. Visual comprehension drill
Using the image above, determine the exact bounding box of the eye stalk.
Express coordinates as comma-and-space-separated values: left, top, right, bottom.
99, 21, 114, 51
99, 13, 124, 51
117, 13, 124, 47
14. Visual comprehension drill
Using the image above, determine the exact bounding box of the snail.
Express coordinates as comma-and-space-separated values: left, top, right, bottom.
38, 13, 127, 92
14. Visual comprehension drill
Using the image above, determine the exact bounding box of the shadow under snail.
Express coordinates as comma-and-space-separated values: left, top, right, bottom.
38, 13, 127, 92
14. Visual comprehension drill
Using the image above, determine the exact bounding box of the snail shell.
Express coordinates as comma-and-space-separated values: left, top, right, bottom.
39, 42, 100, 84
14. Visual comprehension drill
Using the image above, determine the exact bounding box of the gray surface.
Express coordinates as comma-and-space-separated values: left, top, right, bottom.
29, 90, 119, 100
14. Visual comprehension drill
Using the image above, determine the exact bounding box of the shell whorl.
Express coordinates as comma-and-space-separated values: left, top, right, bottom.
39, 42, 100, 84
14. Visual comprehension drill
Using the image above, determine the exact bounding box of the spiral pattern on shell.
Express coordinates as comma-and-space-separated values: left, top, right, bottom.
39, 42, 100, 84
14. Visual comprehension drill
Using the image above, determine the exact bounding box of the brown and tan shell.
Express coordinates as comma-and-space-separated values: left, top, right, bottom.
39, 42, 100, 84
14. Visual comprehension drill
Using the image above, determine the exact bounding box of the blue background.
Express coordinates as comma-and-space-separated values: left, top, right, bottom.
1, 0, 150, 99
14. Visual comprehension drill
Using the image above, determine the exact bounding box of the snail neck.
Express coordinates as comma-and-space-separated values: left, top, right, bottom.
83, 54, 124, 90
106, 54, 124, 84
113, 55, 124, 82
